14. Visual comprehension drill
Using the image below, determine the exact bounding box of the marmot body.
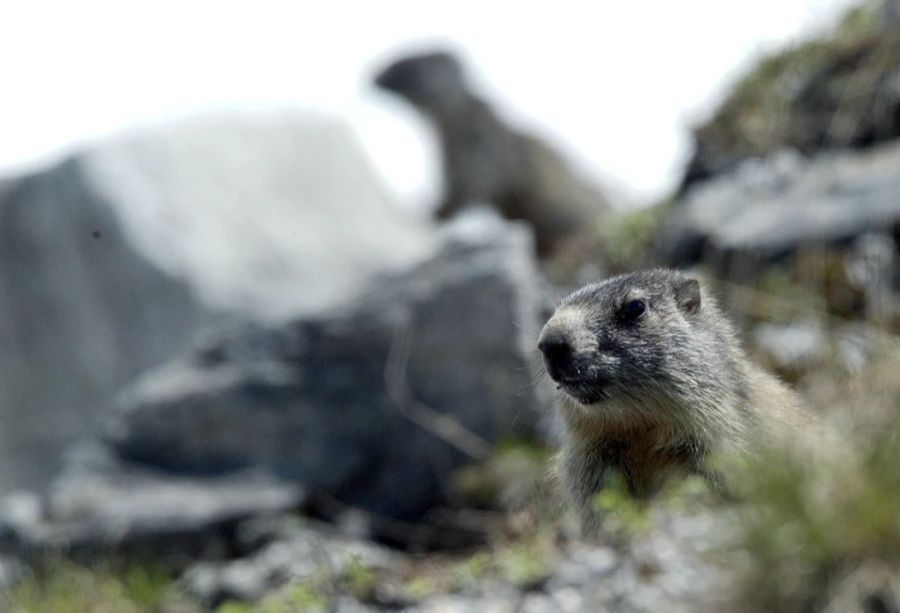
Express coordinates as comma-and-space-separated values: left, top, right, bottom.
537, 269, 805, 532
374, 51, 609, 259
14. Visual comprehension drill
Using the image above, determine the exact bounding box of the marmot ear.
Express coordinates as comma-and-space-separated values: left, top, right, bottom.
674, 278, 701, 314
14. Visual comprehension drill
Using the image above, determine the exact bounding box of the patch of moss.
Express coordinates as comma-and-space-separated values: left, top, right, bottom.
592, 472, 652, 539
342, 555, 376, 601
495, 540, 551, 589
217, 578, 331, 613
835, 1, 883, 38
448, 535, 555, 593
598, 200, 672, 272
7, 559, 190, 613
452, 552, 492, 589
284, 582, 330, 612
451, 438, 554, 515
402, 575, 437, 601
215, 553, 380, 613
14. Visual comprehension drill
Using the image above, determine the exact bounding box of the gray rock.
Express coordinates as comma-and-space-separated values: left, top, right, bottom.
680, 21, 900, 190
753, 322, 830, 372
845, 233, 899, 320
55, 214, 546, 535
752, 321, 883, 378
545, 545, 617, 590
884, 0, 900, 27
2, 449, 303, 558
0, 159, 208, 493
0, 493, 42, 539
184, 517, 402, 604
83, 111, 436, 319
413, 595, 517, 613
821, 560, 900, 613
172, 502, 747, 612
0, 555, 28, 595
407, 508, 735, 612
0, 111, 437, 495
660, 143, 900, 265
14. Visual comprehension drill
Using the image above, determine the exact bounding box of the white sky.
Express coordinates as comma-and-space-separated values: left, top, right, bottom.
1, 0, 858, 207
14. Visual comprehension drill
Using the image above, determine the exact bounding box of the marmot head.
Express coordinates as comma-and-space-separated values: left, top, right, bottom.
538, 270, 708, 409
373, 50, 469, 117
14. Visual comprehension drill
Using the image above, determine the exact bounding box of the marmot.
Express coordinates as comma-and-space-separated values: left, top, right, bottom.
537, 269, 806, 532
374, 50, 610, 259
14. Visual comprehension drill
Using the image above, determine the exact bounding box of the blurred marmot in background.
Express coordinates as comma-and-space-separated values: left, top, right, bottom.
538, 269, 808, 533
374, 50, 610, 260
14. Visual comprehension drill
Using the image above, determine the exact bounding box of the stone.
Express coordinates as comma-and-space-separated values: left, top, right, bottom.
51, 212, 546, 540
2, 446, 303, 558
0, 110, 436, 495
183, 516, 402, 605
0, 159, 208, 492
659, 143, 900, 265
680, 19, 900, 189
754, 322, 830, 373
82, 110, 436, 319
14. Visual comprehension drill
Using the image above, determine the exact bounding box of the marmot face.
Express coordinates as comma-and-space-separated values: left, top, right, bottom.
538, 270, 703, 410
374, 51, 468, 116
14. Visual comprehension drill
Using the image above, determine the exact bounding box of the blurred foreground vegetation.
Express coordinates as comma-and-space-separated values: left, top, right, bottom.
5, 560, 193, 613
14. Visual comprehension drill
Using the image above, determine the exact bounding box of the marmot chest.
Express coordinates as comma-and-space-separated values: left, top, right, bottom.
588, 423, 697, 498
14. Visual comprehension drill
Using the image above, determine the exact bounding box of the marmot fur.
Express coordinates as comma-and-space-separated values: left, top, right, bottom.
537, 269, 807, 532
374, 50, 609, 260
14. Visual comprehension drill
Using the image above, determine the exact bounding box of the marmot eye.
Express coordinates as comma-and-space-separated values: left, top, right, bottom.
620, 299, 646, 320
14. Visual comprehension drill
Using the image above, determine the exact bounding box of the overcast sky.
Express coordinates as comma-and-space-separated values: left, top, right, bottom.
2, 0, 857, 207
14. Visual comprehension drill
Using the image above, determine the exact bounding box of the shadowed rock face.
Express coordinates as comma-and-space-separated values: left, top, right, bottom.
25, 213, 548, 549
0, 159, 208, 492
374, 50, 609, 259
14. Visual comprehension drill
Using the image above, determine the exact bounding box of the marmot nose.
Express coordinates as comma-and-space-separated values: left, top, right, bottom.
538, 327, 573, 381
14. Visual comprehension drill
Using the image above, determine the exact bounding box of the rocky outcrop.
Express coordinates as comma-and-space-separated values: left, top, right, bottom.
0, 453, 304, 559
0, 160, 208, 492
179, 507, 736, 612
682, 4, 900, 189
105, 213, 545, 520
183, 515, 404, 605
83, 111, 435, 319
659, 143, 900, 269
8, 212, 548, 553
0, 111, 437, 495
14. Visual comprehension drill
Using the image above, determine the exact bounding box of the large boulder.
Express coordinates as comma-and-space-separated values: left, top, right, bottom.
0, 455, 304, 559
659, 143, 900, 266
0, 111, 436, 494
84, 111, 435, 319
681, 5, 900, 189
30, 213, 548, 549
0, 160, 208, 492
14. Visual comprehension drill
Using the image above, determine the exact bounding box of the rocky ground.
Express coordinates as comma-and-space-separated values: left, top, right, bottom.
1, 3, 899, 611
